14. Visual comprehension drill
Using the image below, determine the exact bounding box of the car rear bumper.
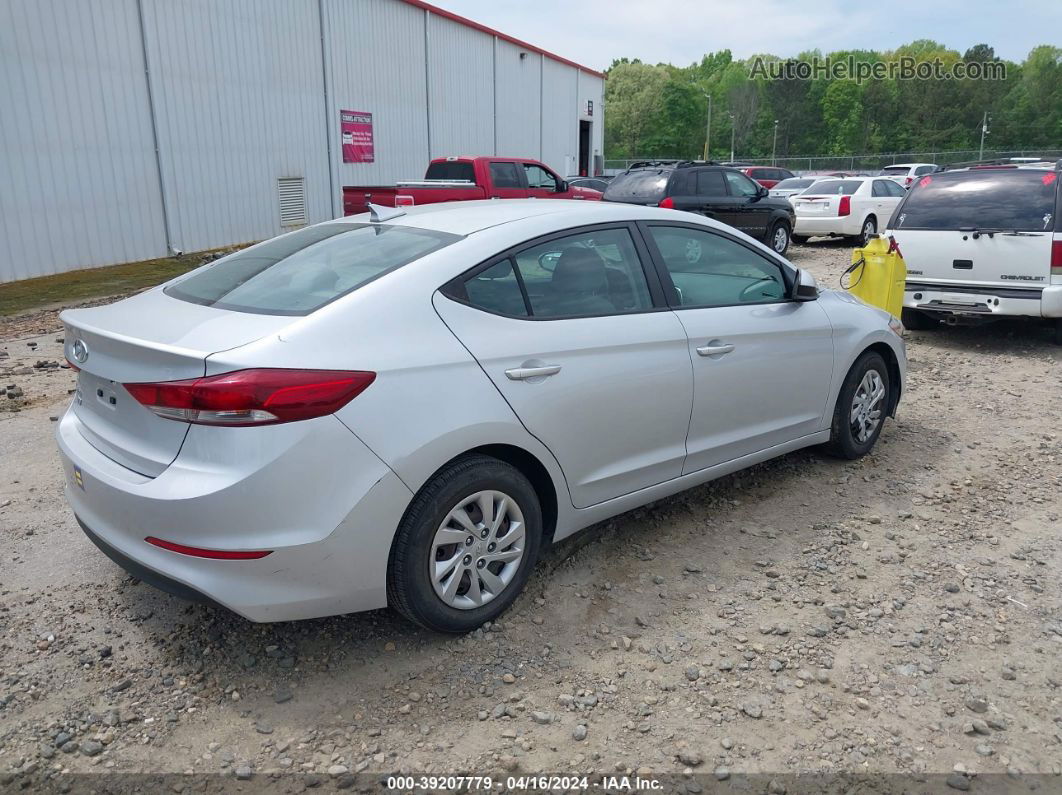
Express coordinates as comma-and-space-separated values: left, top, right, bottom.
56, 406, 413, 622
903, 283, 1062, 319
794, 216, 860, 236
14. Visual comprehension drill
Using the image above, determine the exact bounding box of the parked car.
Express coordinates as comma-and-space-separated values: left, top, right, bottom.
792, 176, 907, 245
769, 177, 823, 201
878, 163, 940, 189
567, 176, 612, 192
602, 162, 797, 255
738, 166, 796, 188
885, 163, 1062, 341
342, 156, 601, 215
55, 199, 904, 633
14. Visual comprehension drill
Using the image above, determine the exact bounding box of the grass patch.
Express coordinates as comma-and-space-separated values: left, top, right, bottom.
0, 249, 230, 317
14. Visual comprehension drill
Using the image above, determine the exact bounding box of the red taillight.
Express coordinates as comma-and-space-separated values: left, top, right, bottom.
145, 537, 272, 560
1051, 240, 1062, 276
658, 197, 675, 209
838, 196, 851, 217
395, 195, 415, 207
65, 358, 81, 372
124, 369, 376, 426
904, 176, 913, 186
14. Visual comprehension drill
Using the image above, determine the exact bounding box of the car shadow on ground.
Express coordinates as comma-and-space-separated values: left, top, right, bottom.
105, 411, 945, 697
906, 316, 1061, 355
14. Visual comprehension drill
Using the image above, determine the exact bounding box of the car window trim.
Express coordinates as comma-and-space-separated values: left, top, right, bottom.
438, 222, 672, 322
636, 220, 797, 311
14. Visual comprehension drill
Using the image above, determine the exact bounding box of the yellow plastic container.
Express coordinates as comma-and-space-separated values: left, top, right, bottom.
843, 235, 907, 319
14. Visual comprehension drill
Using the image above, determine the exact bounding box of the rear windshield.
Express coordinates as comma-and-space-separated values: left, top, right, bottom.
878, 166, 909, 175
774, 178, 815, 190
893, 170, 1058, 232
806, 179, 862, 195
165, 223, 460, 315
603, 170, 671, 203
425, 161, 475, 182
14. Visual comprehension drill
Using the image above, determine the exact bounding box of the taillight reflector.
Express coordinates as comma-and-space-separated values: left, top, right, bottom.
124, 369, 376, 426
145, 537, 272, 560
658, 197, 675, 209
395, 195, 415, 207
838, 196, 851, 217
1051, 240, 1062, 275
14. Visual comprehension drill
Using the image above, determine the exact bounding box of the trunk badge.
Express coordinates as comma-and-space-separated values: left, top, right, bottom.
72, 339, 89, 364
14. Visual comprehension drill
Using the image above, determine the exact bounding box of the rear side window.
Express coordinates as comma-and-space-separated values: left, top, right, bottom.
165, 224, 459, 315
695, 170, 727, 196
489, 161, 521, 188
602, 170, 670, 203
872, 180, 890, 197
883, 180, 906, 197
810, 180, 862, 195
425, 161, 475, 181
894, 170, 1058, 232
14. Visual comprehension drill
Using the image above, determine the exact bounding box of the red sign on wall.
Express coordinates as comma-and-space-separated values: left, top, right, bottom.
341, 110, 374, 163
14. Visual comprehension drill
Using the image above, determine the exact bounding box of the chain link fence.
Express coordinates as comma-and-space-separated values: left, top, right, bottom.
604, 149, 1062, 174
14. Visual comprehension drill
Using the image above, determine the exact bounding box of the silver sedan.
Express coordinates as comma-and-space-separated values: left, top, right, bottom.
56, 200, 905, 633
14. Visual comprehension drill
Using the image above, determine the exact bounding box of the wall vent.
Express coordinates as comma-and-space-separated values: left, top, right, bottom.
277, 177, 307, 227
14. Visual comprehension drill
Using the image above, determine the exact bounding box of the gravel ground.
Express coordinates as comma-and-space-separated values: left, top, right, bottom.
1, 241, 1061, 791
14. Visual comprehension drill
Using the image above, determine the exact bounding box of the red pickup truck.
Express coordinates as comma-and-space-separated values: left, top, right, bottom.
343, 156, 602, 216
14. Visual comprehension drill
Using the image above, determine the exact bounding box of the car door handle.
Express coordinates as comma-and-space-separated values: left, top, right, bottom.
505, 364, 562, 380
696, 343, 735, 356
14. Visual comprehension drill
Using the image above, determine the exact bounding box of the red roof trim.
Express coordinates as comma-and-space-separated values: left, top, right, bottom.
398, 0, 606, 79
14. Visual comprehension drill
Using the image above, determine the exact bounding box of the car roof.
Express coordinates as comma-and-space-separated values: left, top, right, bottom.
884, 163, 935, 168
329, 199, 682, 236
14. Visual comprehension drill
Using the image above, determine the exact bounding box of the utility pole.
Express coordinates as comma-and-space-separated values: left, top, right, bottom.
978, 112, 990, 160
702, 93, 712, 161
727, 111, 735, 163
772, 119, 779, 165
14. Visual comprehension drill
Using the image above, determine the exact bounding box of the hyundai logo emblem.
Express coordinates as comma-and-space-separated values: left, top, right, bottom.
72, 339, 89, 364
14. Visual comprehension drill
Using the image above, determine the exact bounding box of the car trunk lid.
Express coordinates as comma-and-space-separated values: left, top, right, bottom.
62, 289, 293, 477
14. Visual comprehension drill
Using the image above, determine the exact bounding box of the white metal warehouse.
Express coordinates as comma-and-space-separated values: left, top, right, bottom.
0, 0, 605, 282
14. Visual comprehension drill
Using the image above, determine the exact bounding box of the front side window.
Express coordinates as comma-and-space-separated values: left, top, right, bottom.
490, 161, 522, 188
523, 164, 558, 190
648, 226, 787, 308
725, 171, 760, 197
165, 224, 459, 315
513, 228, 653, 318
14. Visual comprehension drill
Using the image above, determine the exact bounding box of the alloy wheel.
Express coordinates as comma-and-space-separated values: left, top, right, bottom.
850, 369, 886, 443
429, 490, 525, 610
772, 225, 789, 253
862, 220, 876, 245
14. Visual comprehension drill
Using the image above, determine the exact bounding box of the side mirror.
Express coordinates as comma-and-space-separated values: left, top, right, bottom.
556, 180, 569, 193
791, 268, 819, 302
756, 185, 769, 199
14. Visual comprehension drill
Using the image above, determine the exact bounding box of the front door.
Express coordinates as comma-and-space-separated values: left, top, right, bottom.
641, 222, 835, 472
434, 224, 693, 508
723, 170, 772, 240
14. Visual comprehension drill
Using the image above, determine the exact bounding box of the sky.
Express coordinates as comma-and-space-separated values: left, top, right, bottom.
426, 0, 1061, 72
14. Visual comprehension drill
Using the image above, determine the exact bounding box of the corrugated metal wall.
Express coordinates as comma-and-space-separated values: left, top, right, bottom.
0, 0, 604, 283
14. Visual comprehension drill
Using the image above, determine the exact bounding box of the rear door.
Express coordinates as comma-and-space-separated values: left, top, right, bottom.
486, 160, 528, 199
887, 169, 1057, 289
640, 222, 834, 471
434, 224, 693, 508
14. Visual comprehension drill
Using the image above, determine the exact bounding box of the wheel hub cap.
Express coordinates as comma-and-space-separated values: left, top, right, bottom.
850, 369, 886, 443
430, 490, 525, 610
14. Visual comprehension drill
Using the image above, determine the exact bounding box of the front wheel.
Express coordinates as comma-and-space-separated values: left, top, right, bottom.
824, 351, 890, 460
387, 455, 542, 633
768, 222, 791, 256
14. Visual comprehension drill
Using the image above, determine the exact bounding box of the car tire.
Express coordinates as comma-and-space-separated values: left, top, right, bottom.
792, 234, 810, 245
901, 308, 938, 331
387, 454, 542, 634
824, 351, 890, 460
856, 216, 877, 246
768, 221, 791, 256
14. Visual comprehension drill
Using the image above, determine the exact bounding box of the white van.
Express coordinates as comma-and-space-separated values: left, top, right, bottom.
886, 164, 1062, 343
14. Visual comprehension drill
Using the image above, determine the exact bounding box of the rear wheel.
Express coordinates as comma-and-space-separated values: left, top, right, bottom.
857, 216, 877, 246
387, 455, 542, 633
825, 351, 890, 460
901, 307, 939, 331
768, 222, 791, 256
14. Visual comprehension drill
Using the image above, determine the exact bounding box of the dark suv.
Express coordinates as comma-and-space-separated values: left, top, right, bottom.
602, 161, 797, 255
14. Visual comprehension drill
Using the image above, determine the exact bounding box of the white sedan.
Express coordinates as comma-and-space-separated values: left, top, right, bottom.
56, 200, 904, 633
792, 177, 907, 245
